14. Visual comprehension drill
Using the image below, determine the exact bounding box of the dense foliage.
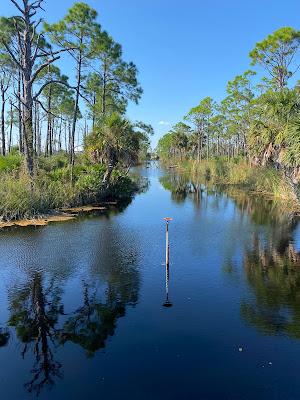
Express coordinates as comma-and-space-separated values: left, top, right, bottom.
0, 0, 152, 220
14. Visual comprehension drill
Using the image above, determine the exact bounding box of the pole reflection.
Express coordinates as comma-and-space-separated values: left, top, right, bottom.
163, 263, 172, 308
163, 217, 173, 308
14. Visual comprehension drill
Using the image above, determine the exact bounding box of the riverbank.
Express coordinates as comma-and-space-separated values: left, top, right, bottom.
168, 158, 300, 209
0, 152, 140, 223
0, 203, 121, 229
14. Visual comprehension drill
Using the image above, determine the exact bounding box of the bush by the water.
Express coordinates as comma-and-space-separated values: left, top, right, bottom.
0, 153, 138, 221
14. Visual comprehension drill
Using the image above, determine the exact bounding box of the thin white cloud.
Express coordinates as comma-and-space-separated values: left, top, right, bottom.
158, 120, 170, 126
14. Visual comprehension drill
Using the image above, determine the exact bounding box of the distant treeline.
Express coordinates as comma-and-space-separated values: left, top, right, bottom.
157, 27, 300, 189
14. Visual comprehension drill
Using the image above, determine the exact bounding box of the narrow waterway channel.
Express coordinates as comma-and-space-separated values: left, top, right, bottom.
1, 164, 300, 399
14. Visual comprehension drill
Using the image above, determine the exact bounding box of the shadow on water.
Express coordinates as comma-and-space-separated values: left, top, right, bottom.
0, 328, 9, 347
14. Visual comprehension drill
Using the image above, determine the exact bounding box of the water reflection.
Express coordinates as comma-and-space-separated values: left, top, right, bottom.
241, 228, 300, 338
2, 166, 300, 399
159, 173, 204, 207
163, 264, 172, 308
60, 256, 139, 357
223, 192, 300, 339
8, 273, 63, 395
0, 327, 9, 347
162, 169, 300, 339
0, 205, 141, 396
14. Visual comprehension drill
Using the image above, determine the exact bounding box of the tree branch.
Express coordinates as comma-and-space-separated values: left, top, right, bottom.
13, 17, 24, 55
31, 33, 42, 61
31, 56, 60, 83
35, 98, 67, 121
10, 0, 25, 15
35, 47, 76, 58
0, 40, 23, 71
33, 79, 74, 99
31, 20, 43, 43
30, 0, 45, 9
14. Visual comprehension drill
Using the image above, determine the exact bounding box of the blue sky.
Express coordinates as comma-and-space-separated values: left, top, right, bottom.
2, 0, 300, 147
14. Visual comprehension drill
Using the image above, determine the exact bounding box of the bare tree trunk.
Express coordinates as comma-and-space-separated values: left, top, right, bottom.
197, 130, 201, 162
1, 87, 6, 156
23, 78, 34, 178
46, 83, 52, 156
68, 121, 71, 154
36, 102, 41, 156
8, 100, 13, 152
206, 132, 209, 161
64, 120, 67, 153
23, 8, 35, 179
70, 44, 83, 167
18, 70, 23, 154
33, 102, 37, 154
102, 151, 117, 187
102, 60, 108, 116
58, 117, 63, 151
92, 93, 96, 130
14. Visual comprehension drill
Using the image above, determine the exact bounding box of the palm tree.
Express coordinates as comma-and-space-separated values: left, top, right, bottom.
85, 113, 151, 186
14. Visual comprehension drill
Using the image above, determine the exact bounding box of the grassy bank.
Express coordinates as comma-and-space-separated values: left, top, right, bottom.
174, 158, 299, 205
0, 151, 139, 221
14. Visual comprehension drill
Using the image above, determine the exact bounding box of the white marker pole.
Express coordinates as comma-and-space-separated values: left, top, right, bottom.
164, 218, 172, 267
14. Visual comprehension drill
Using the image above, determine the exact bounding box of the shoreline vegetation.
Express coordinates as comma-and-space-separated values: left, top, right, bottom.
0, 1, 153, 225
0, 150, 145, 224
164, 158, 300, 211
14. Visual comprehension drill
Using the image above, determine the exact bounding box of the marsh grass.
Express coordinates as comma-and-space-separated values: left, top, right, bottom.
182, 158, 297, 203
0, 153, 138, 221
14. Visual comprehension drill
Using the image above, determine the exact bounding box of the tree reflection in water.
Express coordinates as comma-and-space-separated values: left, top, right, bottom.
8, 273, 64, 395
241, 229, 300, 338
161, 169, 300, 340
0, 327, 9, 347
4, 226, 140, 396
60, 262, 139, 357
159, 172, 204, 207
231, 192, 300, 339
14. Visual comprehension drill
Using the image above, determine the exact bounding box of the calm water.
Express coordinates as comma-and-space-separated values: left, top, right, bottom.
1, 165, 300, 399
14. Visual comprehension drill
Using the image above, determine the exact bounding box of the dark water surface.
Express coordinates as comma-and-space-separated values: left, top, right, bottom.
1, 165, 300, 399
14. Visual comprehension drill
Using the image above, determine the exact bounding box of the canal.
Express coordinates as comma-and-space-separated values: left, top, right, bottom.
1, 165, 300, 399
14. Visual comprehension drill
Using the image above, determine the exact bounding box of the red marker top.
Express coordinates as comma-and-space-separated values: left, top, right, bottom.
164, 217, 173, 221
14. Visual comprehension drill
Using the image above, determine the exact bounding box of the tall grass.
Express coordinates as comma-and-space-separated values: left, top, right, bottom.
0, 153, 138, 221
0, 171, 78, 220
184, 158, 297, 202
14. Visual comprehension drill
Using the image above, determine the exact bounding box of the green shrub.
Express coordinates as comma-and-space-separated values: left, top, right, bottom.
0, 153, 139, 220
0, 153, 23, 172
38, 152, 69, 172
107, 170, 138, 199
75, 165, 106, 203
